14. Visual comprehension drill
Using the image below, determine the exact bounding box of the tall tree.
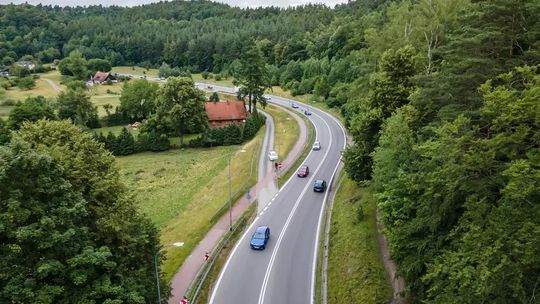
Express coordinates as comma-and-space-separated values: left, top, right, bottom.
2, 120, 162, 303
344, 45, 416, 182
236, 44, 271, 112
57, 88, 98, 128
155, 77, 208, 145
119, 79, 159, 121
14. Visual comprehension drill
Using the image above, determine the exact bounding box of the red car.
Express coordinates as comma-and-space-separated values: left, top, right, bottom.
297, 165, 309, 177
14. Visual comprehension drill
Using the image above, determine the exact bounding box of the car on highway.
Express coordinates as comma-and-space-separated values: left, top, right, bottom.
297, 165, 309, 177
268, 151, 279, 161
291, 102, 299, 108
313, 179, 327, 192
250, 226, 270, 250
312, 141, 321, 150
304, 109, 311, 116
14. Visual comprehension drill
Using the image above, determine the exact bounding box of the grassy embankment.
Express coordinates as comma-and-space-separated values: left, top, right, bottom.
327, 176, 392, 303
264, 104, 298, 162
191, 73, 235, 87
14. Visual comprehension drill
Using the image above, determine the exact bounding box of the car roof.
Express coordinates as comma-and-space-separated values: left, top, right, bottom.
256, 226, 268, 232
315, 179, 324, 184
300, 165, 308, 169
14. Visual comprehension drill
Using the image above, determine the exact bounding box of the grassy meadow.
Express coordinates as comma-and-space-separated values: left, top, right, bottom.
117, 127, 264, 281
111, 66, 159, 77
327, 177, 392, 303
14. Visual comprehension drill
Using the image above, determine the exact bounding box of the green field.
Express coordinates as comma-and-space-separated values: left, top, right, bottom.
117, 128, 264, 281
111, 66, 159, 77
327, 177, 392, 303
91, 96, 121, 117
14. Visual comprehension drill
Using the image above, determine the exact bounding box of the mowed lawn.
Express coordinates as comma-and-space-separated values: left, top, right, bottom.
327, 177, 392, 303
192, 73, 235, 87
264, 104, 299, 162
2, 77, 59, 102
111, 66, 159, 78
117, 128, 264, 281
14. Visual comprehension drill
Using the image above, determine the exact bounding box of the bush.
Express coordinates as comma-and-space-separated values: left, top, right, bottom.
215, 74, 222, 81
202, 71, 210, 79
16, 76, 36, 90
66, 80, 87, 90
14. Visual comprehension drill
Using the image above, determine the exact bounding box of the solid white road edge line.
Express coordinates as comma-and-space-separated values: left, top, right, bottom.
258, 112, 332, 304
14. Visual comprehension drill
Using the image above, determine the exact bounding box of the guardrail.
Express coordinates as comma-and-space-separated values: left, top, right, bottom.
185, 204, 255, 304
208, 142, 259, 223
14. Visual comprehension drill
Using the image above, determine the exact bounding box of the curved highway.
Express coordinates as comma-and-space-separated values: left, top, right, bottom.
198, 83, 347, 304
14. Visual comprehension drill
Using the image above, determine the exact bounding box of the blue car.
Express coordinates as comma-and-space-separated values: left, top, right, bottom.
313, 179, 327, 192
250, 226, 270, 250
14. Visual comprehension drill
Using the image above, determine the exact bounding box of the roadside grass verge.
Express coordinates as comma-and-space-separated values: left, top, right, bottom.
111, 66, 159, 77
269, 86, 345, 124
189, 202, 257, 303
277, 111, 315, 187
327, 176, 392, 303
264, 104, 298, 162
192, 73, 235, 87
117, 127, 264, 281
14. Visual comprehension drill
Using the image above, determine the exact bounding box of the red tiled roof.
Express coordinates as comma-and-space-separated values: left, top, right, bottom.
93, 71, 111, 83
204, 101, 248, 122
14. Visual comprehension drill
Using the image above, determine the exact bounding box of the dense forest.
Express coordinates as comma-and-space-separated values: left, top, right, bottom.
1, 0, 539, 303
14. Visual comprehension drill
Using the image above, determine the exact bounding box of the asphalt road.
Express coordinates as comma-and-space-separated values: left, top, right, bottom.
115, 77, 347, 303
199, 83, 347, 304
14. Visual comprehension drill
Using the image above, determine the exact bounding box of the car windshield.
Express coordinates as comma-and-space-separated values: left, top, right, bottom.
315, 181, 323, 186
253, 232, 265, 239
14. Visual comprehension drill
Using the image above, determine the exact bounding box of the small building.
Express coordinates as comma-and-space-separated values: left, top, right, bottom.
15, 61, 35, 71
92, 71, 116, 84
0, 67, 9, 77
204, 100, 248, 127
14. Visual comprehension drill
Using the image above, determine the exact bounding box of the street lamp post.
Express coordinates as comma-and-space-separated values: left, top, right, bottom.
154, 242, 184, 304
228, 157, 232, 231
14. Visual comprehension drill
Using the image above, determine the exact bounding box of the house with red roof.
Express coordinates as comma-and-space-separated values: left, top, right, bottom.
92, 71, 116, 84
204, 100, 248, 127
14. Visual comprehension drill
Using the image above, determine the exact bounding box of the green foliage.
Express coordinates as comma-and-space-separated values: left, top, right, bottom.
10, 64, 30, 78
236, 43, 271, 112
0, 117, 10, 144
119, 79, 159, 121
87, 58, 112, 74
15, 76, 36, 90
209, 92, 219, 102
7, 96, 56, 129
115, 127, 136, 155
58, 51, 88, 80
155, 77, 208, 145
345, 45, 416, 182
2, 120, 162, 303
57, 88, 99, 128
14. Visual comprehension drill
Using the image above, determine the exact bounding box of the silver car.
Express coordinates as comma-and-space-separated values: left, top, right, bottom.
312, 141, 321, 150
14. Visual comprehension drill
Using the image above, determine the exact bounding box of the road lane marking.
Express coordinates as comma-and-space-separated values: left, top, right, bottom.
258, 112, 332, 304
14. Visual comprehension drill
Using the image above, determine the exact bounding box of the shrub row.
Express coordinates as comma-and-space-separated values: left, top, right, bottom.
93, 128, 170, 156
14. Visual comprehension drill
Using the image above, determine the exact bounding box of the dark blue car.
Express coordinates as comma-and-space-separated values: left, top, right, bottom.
313, 179, 327, 192
250, 226, 270, 250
